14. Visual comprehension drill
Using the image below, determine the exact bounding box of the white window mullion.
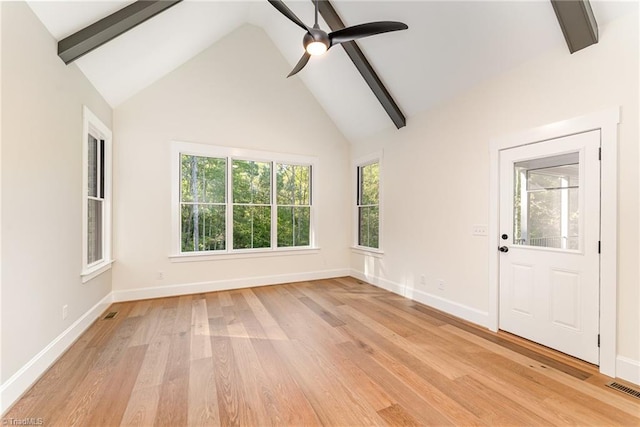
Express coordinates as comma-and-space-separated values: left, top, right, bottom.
227, 156, 233, 252
271, 161, 277, 250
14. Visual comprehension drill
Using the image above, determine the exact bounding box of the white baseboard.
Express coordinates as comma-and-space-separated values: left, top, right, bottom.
0, 293, 113, 414
616, 356, 640, 386
112, 269, 351, 302
350, 269, 489, 328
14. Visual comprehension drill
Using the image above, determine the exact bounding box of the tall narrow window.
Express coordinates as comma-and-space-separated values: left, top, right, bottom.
87, 135, 104, 264
82, 107, 112, 282
357, 160, 380, 249
277, 163, 311, 247
232, 159, 272, 249
180, 155, 226, 252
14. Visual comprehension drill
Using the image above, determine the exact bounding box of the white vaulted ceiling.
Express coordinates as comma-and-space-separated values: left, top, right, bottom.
26, 0, 637, 141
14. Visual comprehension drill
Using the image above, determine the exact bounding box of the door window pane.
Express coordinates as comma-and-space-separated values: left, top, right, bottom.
514, 153, 579, 249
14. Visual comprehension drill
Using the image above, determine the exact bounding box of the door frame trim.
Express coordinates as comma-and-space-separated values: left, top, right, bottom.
488, 107, 620, 377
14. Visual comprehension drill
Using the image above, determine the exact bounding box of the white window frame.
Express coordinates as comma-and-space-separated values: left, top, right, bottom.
82, 106, 113, 282
352, 151, 383, 254
274, 162, 313, 249
170, 141, 318, 261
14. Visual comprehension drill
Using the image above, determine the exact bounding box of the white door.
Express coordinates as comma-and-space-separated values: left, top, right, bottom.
499, 130, 600, 364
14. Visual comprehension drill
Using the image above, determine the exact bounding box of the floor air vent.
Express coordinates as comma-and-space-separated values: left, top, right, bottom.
103, 311, 118, 320
606, 382, 640, 399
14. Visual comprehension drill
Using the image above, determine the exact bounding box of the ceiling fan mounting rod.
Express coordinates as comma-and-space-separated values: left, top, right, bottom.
314, 0, 319, 27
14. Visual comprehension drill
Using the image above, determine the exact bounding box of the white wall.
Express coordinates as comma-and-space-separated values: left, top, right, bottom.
1, 0, 112, 400
351, 10, 639, 369
112, 24, 351, 299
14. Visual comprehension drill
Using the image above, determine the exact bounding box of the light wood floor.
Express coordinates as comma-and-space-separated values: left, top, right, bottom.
5, 277, 640, 426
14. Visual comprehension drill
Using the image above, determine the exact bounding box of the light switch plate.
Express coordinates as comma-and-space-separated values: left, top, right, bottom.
472, 224, 488, 236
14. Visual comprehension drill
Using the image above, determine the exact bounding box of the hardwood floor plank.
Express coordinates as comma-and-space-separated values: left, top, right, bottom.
377, 403, 421, 427
228, 291, 268, 340
86, 344, 147, 426
128, 304, 163, 347
337, 319, 484, 425
304, 279, 347, 306
205, 292, 223, 319
442, 323, 640, 418
132, 334, 171, 391
211, 305, 259, 427
337, 304, 468, 379
154, 297, 192, 426
222, 303, 272, 424
190, 297, 213, 360
239, 288, 288, 341
452, 374, 550, 425
5, 278, 638, 427
273, 340, 387, 426
253, 285, 348, 347
128, 299, 152, 318
412, 302, 593, 380
120, 385, 161, 426
298, 295, 346, 327
337, 340, 455, 426
249, 338, 322, 425
187, 357, 220, 426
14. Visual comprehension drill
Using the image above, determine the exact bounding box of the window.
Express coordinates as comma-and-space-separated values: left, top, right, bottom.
180, 155, 227, 252
355, 154, 381, 250
276, 163, 311, 247
513, 153, 580, 250
172, 142, 316, 257
82, 107, 112, 281
233, 159, 272, 249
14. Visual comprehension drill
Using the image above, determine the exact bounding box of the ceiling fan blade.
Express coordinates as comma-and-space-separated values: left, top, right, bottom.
287, 52, 311, 77
329, 21, 408, 46
267, 0, 310, 32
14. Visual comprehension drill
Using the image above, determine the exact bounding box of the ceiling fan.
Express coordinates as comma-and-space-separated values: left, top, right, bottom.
268, 0, 408, 77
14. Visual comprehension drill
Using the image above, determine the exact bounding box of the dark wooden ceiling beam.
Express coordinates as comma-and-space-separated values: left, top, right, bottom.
58, 0, 182, 64
550, 0, 598, 53
315, 0, 406, 129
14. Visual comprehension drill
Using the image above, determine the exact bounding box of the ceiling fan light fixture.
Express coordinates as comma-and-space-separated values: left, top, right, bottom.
303, 31, 329, 56
306, 41, 328, 55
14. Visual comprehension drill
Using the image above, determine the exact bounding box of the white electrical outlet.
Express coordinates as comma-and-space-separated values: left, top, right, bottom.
157, 271, 164, 280
437, 280, 446, 291
472, 224, 488, 236
419, 275, 426, 285
62, 305, 68, 320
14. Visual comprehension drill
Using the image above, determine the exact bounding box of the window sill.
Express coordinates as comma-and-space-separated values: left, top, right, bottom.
81, 259, 114, 283
169, 247, 321, 263
351, 246, 384, 258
